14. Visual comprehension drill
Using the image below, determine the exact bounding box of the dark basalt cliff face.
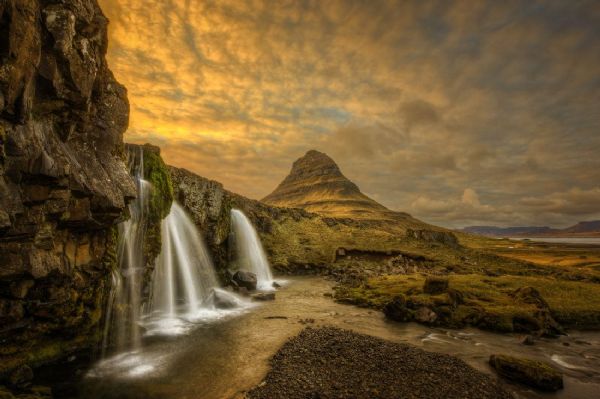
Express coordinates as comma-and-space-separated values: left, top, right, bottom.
262, 150, 399, 220
0, 0, 134, 379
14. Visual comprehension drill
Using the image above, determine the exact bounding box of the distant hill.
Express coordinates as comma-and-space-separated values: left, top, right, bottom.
262, 150, 409, 221
462, 221, 600, 238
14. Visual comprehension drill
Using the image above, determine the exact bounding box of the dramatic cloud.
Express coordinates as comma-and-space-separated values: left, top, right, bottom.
98, 0, 600, 228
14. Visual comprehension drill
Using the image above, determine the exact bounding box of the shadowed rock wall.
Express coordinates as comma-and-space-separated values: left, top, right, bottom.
0, 0, 134, 379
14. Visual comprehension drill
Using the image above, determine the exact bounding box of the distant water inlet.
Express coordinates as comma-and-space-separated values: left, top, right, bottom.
230, 209, 275, 290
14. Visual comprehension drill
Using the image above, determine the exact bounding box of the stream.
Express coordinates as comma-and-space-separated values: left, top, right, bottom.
50, 276, 600, 399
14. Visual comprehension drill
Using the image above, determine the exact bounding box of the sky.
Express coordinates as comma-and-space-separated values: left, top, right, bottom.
98, 0, 600, 228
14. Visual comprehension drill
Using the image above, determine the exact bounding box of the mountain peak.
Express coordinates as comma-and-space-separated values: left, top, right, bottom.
262, 150, 391, 219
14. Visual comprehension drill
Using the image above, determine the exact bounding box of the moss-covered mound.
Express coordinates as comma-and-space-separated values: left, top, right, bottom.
489, 354, 563, 391
335, 273, 600, 334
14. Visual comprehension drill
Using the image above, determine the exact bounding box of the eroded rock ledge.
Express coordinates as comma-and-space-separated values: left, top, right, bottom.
0, 0, 133, 380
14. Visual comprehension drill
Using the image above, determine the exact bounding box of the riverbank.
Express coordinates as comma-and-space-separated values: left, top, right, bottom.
248, 326, 513, 399
39, 276, 599, 399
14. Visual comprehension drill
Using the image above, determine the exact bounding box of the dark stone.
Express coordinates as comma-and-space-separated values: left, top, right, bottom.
252, 292, 275, 301
383, 296, 412, 322
414, 307, 437, 324
272, 281, 281, 288
207, 289, 239, 309
489, 354, 563, 392
521, 335, 535, 346
233, 270, 258, 291
423, 276, 449, 295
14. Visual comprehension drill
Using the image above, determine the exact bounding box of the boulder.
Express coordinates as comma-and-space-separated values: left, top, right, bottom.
423, 277, 449, 295
489, 354, 563, 391
521, 335, 535, 346
511, 287, 564, 336
232, 270, 258, 291
207, 289, 239, 309
383, 296, 412, 322
252, 292, 275, 301
414, 307, 438, 324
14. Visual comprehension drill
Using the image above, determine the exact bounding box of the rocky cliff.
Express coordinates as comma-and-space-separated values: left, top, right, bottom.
0, 0, 134, 384
262, 150, 400, 220
169, 164, 447, 279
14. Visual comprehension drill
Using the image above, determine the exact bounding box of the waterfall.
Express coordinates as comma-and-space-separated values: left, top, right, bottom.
230, 209, 274, 290
104, 147, 151, 353
149, 202, 219, 317
98, 147, 251, 368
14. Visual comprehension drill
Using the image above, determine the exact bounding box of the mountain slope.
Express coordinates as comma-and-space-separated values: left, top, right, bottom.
262, 150, 399, 220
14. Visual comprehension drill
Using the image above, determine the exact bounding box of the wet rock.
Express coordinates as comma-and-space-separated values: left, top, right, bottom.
423, 276, 449, 295
521, 335, 535, 346
383, 296, 412, 322
207, 290, 238, 309
252, 292, 275, 301
233, 270, 258, 291
414, 307, 437, 324
272, 281, 281, 288
489, 354, 563, 392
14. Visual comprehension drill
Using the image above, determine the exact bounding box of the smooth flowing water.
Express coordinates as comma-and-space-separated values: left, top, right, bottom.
230, 209, 274, 290
149, 202, 219, 317
104, 148, 152, 353
54, 277, 599, 399
510, 237, 600, 245
101, 149, 250, 363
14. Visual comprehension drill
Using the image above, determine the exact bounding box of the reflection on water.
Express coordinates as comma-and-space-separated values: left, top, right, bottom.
56, 277, 600, 399
510, 237, 600, 245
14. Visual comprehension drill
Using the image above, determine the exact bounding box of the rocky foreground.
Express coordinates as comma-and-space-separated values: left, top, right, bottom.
248, 327, 514, 399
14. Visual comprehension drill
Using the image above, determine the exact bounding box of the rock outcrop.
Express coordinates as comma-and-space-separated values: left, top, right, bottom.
489, 354, 563, 391
169, 166, 231, 275
406, 229, 460, 248
262, 150, 400, 220
0, 0, 133, 380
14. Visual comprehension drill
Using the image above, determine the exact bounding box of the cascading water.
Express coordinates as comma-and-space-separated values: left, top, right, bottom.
95, 148, 252, 377
105, 147, 151, 353
230, 209, 275, 290
149, 202, 219, 318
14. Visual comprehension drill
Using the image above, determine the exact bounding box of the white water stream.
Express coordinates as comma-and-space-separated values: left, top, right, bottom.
230, 209, 275, 290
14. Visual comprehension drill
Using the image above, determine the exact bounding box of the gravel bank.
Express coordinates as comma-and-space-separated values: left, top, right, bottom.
248, 327, 514, 399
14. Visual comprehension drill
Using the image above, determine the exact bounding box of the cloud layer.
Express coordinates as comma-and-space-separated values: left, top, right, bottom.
98, 0, 600, 228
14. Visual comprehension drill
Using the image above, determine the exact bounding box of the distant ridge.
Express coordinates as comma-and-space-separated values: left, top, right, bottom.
262, 150, 401, 220
462, 221, 600, 238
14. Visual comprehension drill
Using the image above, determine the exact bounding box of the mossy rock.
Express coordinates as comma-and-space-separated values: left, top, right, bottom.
489, 354, 563, 391
383, 295, 412, 322
142, 146, 174, 222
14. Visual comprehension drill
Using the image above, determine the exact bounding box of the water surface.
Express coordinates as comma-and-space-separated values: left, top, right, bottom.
57, 277, 600, 399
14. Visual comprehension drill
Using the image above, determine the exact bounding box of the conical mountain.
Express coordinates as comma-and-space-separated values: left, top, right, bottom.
262, 150, 394, 219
